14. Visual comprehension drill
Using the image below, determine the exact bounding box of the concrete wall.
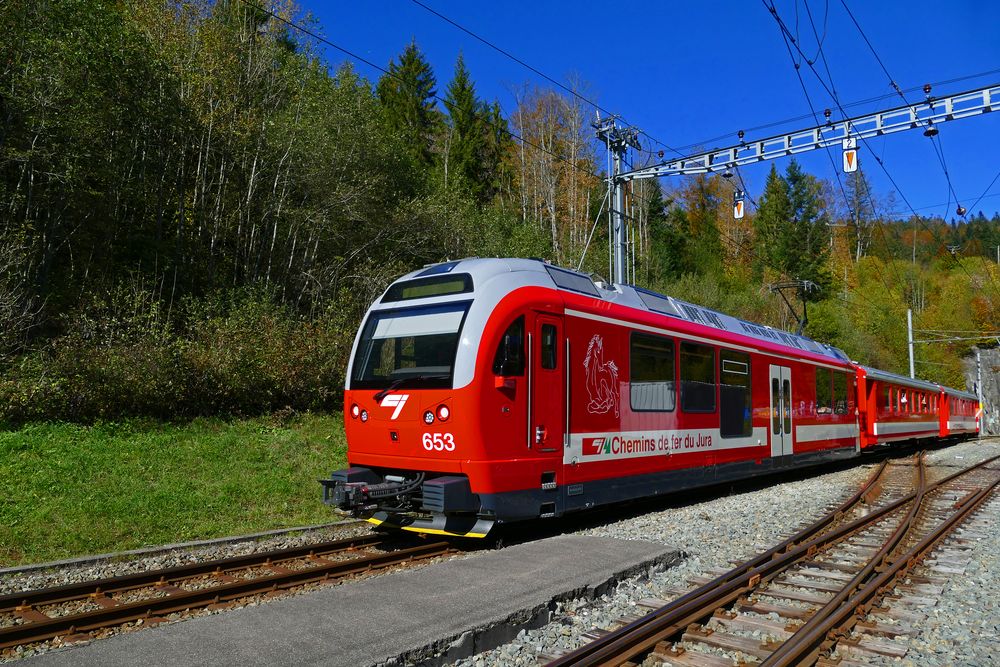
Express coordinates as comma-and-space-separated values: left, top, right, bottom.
962, 346, 999, 435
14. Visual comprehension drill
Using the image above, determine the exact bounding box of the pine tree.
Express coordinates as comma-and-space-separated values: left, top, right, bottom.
753, 164, 793, 278
376, 40, 439, 167
785, 159, 832, 295
481, 100, 513, 203
443, 53, 487, 199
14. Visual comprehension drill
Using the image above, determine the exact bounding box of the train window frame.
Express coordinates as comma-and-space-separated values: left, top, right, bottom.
492, 316, 526, 377
833, 372, 848, 415
382, 274, 473, 302
680, 341, 716, 414
720, 350, 752, 438
815, 368, 833, 415
540, 323, 558, 370
350, 301, 471, 390
629, 332, 676, 412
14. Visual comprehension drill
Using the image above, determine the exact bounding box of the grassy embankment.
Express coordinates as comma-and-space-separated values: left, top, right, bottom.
0, 413, 348, 567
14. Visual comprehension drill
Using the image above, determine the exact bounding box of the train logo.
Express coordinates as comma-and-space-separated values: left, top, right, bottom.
584, 334, 620, 417
380, 394, 409, 420
582, 437, 608, 456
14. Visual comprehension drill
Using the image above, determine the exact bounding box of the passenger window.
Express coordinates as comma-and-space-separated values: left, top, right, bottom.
680, 342, 715, 413
720, 351, 751, 437
630, 333, 675, 411
540, 324, 557, 370
833, 373, 848, 415
815, 368, 832, 414
492, 316, 525, 376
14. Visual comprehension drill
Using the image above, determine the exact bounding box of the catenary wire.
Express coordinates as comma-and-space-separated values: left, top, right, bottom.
671, 66, 1000, 154
406, 0, 683, 160
764, 0, 1000, 315
767, 0, 908, 307
238, 0, 603, 184
835, 0, 1000, 303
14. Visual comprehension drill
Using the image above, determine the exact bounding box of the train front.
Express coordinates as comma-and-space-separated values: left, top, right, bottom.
321, 260, 506, 538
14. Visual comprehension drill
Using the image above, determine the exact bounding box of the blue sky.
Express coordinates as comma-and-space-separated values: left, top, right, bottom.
301, 1, 1000, 218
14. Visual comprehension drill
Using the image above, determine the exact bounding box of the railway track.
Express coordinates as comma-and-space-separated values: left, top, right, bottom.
544, 453, 1000, 667
0, 533, 456, 652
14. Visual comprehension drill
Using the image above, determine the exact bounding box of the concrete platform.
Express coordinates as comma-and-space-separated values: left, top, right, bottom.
29, 535, 680, 667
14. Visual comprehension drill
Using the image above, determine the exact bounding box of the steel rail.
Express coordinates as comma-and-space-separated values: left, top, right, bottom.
0, 540, 454, 649
547, 454, 1000, 667
756, 455, 929, 663
0, 533, 388, 612
765, 473, 1000, 665
544, 458, 893, 667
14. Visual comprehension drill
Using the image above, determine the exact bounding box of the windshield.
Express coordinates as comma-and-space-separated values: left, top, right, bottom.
351, 302, 470, 390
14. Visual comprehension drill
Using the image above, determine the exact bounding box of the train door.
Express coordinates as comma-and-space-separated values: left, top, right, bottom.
529, 314, 565, 515
769, 365, 793, 457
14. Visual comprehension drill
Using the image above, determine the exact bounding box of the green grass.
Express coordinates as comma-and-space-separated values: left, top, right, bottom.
0, 413, 348, 566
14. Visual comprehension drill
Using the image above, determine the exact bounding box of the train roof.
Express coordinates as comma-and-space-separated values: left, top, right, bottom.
859, 367, 977, 400
393, 258, 851, 364
943, 386, 979, 400
860, 366, 941, 393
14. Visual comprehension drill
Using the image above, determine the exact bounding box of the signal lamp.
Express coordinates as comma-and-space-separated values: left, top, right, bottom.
423, 410, 435, 425
351, 404, 360, 419
437, 405, 450, 421
923, 121, 938, 137
360, 410, 368, 423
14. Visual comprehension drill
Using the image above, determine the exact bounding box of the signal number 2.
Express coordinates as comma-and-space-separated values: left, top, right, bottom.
422, 433, 455, 452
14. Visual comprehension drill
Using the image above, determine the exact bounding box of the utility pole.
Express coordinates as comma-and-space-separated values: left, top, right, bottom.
593, 114, 640, 285
907, 309, 915, 378
976, 347, 983, 439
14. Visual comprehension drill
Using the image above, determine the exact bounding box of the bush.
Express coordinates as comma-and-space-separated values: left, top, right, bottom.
0, 288, 355, 425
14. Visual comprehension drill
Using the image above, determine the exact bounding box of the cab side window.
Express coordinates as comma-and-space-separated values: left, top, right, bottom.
540, 324, 558, 370
492, 316, 525, 376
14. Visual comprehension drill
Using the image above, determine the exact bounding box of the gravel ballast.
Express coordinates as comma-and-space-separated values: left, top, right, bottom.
449, 438, 1000, 667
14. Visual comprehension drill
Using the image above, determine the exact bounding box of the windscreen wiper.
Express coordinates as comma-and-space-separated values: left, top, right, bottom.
372, 374, 450, 403
373, 379, 407, 403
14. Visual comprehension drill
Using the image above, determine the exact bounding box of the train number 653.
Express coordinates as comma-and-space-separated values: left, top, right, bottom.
422, 433, 455, 451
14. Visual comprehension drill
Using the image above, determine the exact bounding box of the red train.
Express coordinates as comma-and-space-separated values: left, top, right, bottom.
322, 258, 979, 537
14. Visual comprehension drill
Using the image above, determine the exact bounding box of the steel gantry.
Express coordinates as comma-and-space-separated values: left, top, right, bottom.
599, 82, 999, 285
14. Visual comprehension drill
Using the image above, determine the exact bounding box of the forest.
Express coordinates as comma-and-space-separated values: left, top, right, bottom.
2, 0, 999, 425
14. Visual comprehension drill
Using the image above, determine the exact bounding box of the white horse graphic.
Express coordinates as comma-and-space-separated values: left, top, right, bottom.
584, 334, 619, 417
